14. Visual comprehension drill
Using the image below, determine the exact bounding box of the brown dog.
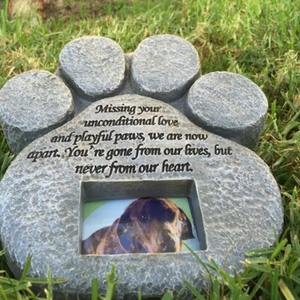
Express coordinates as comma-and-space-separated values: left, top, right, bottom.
82, 197, 195, 254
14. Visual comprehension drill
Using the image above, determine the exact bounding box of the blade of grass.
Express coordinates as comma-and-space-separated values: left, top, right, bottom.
278, 279, 295, 300
161, 290, 173, 300
19, 255, 32, 282
91, 278, 99, 300
270, 268, 279, 300
183, 280, 206, 300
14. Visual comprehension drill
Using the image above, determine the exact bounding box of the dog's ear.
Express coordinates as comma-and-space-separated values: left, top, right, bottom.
179, 208, 195, 240
116, 211, 132, 251
82, 227, 106, 254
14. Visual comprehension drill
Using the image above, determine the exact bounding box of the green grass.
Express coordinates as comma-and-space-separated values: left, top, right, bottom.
0, 0, 300, 298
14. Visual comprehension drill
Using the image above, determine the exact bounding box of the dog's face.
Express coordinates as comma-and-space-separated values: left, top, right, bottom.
116, 197, 195, 253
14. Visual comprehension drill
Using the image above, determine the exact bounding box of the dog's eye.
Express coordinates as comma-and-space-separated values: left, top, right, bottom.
140, 213, 148, 221
166, 210, 175, 221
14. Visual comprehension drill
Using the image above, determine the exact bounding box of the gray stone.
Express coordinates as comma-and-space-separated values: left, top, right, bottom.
130, 34, 200, 102
185, 71, 268, 148
0, 70, 74, 154
0, 95, 283, 299
58, 36, 126, 100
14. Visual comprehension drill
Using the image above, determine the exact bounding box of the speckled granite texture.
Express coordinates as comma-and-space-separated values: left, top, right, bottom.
0, 95, 283, 299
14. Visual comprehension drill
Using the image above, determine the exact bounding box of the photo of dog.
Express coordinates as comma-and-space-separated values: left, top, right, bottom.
82, 197, 196, 255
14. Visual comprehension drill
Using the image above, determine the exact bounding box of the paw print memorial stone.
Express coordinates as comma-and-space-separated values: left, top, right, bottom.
0, 35, 283, 300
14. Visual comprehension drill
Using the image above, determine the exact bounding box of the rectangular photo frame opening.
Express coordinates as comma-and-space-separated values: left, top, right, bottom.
80, 179, 207, 255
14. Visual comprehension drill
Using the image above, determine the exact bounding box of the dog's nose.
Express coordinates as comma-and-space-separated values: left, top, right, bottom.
159, 239, 176, 252
159, 242, 168, 251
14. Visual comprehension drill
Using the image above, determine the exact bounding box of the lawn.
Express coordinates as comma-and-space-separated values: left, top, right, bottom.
0, 0, 299, 299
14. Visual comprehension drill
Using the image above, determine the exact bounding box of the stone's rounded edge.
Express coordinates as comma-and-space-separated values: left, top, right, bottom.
58, 36, 126, 101
184, 113, 266, 149
130, 34, 201, 102
130, 73, 199, 103
185, 71, 268, 149
7, 113, 75, 155
0, 69, 75, 154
